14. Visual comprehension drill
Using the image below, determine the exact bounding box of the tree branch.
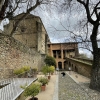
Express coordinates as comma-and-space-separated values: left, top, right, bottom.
77, 0, 94, 24
0, 0, 9, 19
77, 0, 85, 5
10, 0, 41, 36
91, 1, 100, 20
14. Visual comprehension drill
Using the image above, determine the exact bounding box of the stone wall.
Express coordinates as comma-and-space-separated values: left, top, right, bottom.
4, 13, 47, 55
66, 57, 92, 78
0, 35, 44, 79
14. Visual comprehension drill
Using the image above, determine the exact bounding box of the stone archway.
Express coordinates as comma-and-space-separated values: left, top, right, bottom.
64, 61, 67, 70
69, 62, 71, 67
75, 66, 78, 72
58, 62, 62, 69
72, 64, 74, 71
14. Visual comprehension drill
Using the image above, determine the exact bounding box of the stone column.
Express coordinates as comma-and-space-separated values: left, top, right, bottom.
61, 49, 63, 59
56, 61, 58, 68
50, 44, 53, 57
62, 61, 64, 69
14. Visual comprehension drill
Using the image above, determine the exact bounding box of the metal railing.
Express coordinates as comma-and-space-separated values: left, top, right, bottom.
0, 70, 37, 100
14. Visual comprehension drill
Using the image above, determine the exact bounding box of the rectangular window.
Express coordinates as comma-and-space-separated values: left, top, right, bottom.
53, 50, 56, 58
57, 50, 61, 58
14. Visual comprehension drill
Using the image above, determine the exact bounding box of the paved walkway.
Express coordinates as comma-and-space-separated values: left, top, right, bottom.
22, 71, 100, 100
59, 71, 100, 100
25, 75, 58, 100
66, 71, 90, 83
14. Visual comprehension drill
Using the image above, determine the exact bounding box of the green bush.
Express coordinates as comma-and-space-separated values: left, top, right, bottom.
47, 67, 52, 75
21, 83, 41, 98
38, 77, 49, 86
44, 55, 56, 67
32, 68, 38, 73
41, 66, 48, 75
22, 66, 30, 72
50, 66, 55, 73
13, 68, 24, 75
13, 66, 30, 75
41, 66, 55, 75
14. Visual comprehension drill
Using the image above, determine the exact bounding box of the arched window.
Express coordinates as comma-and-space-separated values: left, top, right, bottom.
58, 62, 62, 69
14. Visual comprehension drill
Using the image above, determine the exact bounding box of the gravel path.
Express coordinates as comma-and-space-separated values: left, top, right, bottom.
58, 72, 100, 100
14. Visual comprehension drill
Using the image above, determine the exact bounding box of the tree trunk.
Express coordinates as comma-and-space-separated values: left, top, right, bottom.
0, 0, 9, 19
89, 48, 100, 91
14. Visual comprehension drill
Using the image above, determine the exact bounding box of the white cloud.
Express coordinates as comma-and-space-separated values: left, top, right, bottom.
97, 34, 100, 39
79, 49, 84, 54
79, 48, 92, 58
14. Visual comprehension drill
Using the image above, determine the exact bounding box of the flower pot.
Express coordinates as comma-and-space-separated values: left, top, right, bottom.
51, 73, 53, 75
34, 97, 38, 100
29, 97, 38, 100
41, 85, 46, 91
48, 76, 51, 80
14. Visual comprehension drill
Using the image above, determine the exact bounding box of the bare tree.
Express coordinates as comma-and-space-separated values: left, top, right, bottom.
1, 0, 100, 91
57, 0, 100, 91
0, 0, 8, 21
0, 0, 55, 36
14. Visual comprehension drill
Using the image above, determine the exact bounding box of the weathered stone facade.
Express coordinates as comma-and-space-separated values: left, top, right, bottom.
0, 35, 43, 79
4, 13, 48, 55
0, 13, 49, 79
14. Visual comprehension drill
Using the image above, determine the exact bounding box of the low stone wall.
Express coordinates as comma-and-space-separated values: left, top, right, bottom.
74, 57, 93, 64
0, 35, 43, 79
66, 57, 92, 78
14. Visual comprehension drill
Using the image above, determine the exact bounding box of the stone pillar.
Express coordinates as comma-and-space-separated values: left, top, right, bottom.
61, 49, 63, 59
50, 44, 53, 57
56, 51, 58, 59
61, 44, 63, 59
56, 61, 58, 68
62, 61, 64, 69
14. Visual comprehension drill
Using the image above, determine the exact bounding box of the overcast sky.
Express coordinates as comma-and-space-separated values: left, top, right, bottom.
0, 0, 100, 58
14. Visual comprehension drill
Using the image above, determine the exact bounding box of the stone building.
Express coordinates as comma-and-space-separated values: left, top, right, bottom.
0, 13, 49, 78
4, 13, 49, 55
47, 42, 79, 70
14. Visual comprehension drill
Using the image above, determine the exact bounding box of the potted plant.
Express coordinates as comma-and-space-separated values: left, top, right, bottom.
47, 67, 52, 79
44, 55, 56, 67
41, 66, 48, 76
21, 83, 41, 100
13, 66, 30, 78
38, 77, 49, 91
32, 67, 38, 77
50, 66, 55, 75
13, 68, 24, 78
22, 66, 30, 77
22, 66, 30, 72
41, 66, 51, 79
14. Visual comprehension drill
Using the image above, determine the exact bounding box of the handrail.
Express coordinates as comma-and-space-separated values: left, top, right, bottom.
0, 70, 38, 100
